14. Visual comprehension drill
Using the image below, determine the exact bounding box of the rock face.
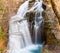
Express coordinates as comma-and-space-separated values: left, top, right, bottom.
43, 0, 60, 46
51, 0, 60, 24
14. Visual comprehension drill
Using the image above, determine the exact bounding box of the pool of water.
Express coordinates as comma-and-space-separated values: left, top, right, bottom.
21, 44, 44, 53
8, 44, 43, 53
30, 45, 43, 53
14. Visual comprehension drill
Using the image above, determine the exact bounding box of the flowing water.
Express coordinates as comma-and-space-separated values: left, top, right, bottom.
34, 0, 44, 44
8, 0, 44, 53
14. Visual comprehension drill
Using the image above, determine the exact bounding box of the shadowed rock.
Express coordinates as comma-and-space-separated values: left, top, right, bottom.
43, 0, 60, 45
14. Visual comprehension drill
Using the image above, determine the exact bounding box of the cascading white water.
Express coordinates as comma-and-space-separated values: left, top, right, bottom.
34, 0, 44, 44
8, 0, 44, 53
16, 1, 32, 46
8, 1, 32, 53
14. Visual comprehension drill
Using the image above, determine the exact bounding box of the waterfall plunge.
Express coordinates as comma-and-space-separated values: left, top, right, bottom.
8, 0, 44, 53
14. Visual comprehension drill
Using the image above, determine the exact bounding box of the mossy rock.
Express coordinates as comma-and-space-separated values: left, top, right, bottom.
0, 48, 4, 53
0, 26, 8, 41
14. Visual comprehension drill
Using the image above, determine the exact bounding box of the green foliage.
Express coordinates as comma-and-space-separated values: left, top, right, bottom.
0, 26, 7, 41
0, 48, 4, 53
0, 0, 8, 41
0, 27, 4, 35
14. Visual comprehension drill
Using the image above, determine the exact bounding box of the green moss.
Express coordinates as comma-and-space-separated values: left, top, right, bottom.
1, 36, 8, 41
0, 26, 8, 41
0, 48, 4, 53
0, 27, 4, 35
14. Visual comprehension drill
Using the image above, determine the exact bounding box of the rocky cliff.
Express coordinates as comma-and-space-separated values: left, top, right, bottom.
43, 0, 60, 46
43, 0, 60, 53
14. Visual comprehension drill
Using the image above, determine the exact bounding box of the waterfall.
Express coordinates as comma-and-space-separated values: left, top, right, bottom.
8, 0, 44, 53
8, 1, 32, 53
35, 0, 43, 44
25, 0, 44, 44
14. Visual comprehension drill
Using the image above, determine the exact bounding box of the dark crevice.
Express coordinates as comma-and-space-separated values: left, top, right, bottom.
42, 3, 46, 10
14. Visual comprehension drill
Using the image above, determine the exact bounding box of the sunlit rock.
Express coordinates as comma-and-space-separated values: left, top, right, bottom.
51, 0, 60, 24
